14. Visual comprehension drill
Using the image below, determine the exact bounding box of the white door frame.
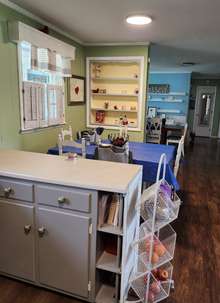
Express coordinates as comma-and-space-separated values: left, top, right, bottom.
193, 86, 217, 137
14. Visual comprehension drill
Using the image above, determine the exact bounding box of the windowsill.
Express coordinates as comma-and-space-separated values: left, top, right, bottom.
20, 123, 66, 134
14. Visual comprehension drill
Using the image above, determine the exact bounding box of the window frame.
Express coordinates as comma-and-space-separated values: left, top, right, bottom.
17, 42, 66, 133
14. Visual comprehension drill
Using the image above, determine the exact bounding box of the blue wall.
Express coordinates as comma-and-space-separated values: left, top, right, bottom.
148, 73, 191, 120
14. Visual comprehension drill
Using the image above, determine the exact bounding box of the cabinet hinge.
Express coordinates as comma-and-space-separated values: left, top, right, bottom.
89, 223, 93, 235
88, 281, 92, 292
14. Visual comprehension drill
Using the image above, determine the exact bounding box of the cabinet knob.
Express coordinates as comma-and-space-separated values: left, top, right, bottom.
24, 225, 31, 234
58, 196, 66, 204
4, 187, 12, 197
38, 227, 46, 237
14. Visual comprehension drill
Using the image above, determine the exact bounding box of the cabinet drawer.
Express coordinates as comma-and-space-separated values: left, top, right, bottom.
35, 184, 91, 213
0, 178, 33, 202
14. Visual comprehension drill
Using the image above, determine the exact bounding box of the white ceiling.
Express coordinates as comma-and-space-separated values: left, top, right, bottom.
6, 0, 220, 75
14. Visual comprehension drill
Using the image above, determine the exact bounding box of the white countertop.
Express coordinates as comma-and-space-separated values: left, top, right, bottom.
0, 149, 142, 194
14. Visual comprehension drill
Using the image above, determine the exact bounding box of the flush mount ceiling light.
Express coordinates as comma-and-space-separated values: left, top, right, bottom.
126, 15, 152, 25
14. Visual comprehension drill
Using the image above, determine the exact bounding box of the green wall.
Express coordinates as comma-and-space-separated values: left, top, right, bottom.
85, 45, 149, 142
190, 79, 220, 137
0, 3, 149, 153
0, 3, 86, 153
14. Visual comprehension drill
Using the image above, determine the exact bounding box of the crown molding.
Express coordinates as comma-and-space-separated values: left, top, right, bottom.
0, 0, 83, 45
84, 41, 150, 46
1, 0, 151, 47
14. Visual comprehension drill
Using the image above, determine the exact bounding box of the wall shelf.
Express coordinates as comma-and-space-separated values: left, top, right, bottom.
148, 92, 187, 96
157, 109, 181, 114
149, 99, 184, 103
86, 56, 144, 131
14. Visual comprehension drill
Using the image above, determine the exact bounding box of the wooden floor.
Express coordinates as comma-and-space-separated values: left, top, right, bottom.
0, 137, 220, 303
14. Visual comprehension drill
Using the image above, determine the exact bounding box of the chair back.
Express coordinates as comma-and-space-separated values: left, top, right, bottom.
174, 136, 184, 177
146, 117, 162, 144
58, 134, 86, 157
61, 125, 73, 142
183, 123, 188, 140
94, 146, 132, 164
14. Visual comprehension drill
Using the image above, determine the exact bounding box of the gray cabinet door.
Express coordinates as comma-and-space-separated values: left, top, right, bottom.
38, 207, 90, 298
0, 200, 35, 281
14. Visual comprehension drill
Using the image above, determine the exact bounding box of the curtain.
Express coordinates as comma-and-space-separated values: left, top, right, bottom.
29, 43, 71, 76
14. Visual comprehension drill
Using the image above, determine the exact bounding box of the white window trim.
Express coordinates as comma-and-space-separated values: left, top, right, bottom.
17, 43, 66, 133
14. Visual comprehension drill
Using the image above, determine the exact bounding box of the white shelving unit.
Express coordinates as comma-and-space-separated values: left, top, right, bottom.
126, 154, 181, 303
86, 57, 144, 131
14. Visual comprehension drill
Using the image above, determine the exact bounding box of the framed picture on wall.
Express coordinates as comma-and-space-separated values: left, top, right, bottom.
68, 75, 85, 105
148, 107, 157, 118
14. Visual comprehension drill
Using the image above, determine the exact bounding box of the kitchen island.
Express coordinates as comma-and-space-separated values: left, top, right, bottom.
0, 149, 142, 303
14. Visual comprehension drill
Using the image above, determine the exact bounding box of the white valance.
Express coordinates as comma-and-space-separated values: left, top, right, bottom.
8, 21, 75, 60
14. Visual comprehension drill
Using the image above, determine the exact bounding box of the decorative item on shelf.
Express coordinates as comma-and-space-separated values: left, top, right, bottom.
92, 88, 99, 93
95, 111, 105, 123
130, 106, 136, 111
114, 105, 119, 110
149, 84, 170, 94
148, 107, 157, 118
135, 88, 139, 94
121, 89, 127, 94
68, 75, 85, 105
93, 64, 102, 78
104, 101, 109, 109
99, 89, 107, 94
134, 73, 138, 79
121, 105, 126, 111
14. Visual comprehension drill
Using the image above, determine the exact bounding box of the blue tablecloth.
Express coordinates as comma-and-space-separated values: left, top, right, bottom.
48, 142, 179, 190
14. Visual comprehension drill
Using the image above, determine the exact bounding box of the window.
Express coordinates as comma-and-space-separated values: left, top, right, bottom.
19, 41, 67, 131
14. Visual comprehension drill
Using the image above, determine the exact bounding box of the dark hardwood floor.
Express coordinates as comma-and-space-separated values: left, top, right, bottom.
0, 137, 220, 303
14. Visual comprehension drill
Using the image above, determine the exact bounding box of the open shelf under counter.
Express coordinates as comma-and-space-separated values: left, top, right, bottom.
98, 224, 123, 236
96, 251, 121, 274
96, 284, 116, 303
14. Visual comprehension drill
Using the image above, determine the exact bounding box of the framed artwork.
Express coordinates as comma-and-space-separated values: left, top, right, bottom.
68, 75, 85, 105
148, 107, 157, 118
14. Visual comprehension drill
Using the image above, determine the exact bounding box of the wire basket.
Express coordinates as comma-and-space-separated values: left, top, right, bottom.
138, 180, 181, 230
132, 224, 176, 272
129, 262, 173, 303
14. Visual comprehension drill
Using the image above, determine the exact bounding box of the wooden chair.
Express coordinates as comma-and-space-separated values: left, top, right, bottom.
167, 123, 188, 156
58, 134, 86, 158
146, 117, 162, 144
94, 146, 132, 164
174, 136, 184, 177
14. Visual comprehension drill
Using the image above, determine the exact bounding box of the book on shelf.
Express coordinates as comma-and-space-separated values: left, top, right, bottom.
98, 194, 120, 227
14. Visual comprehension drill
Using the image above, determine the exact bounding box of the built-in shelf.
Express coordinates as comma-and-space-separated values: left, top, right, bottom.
96, 284, 116, 303
87, 57, 144, 130
92, 93, 138, 97
149, 99, 184, 103
92, 77, 139, 82
96, 252, 121, 274
91, 108, 137, 113
98, 224, 123, 236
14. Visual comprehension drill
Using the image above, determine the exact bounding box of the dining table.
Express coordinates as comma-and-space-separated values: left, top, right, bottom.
47, 141, 180, 190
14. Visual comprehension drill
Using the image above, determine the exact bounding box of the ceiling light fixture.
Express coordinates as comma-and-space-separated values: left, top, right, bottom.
126, 15, 152, 26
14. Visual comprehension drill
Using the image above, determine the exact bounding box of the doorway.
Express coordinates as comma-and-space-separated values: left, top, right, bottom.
193, 86, 216, 137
